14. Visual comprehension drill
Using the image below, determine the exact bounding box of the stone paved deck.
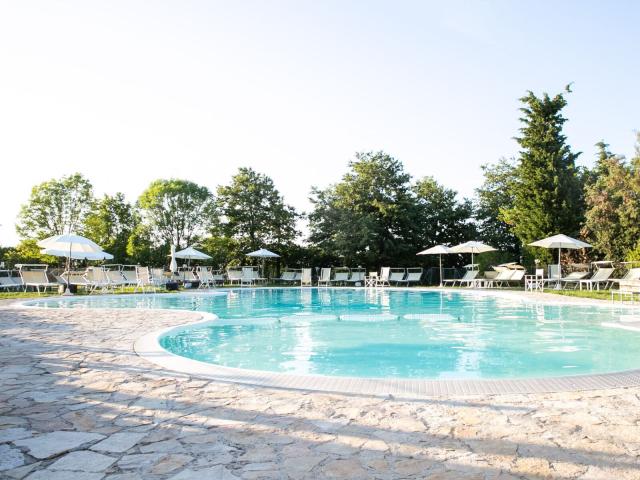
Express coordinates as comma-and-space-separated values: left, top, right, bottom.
1, 302, 639, 479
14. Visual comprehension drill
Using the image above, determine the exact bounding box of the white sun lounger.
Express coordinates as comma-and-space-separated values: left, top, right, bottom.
18, 265, 59, 294
300, 268, 313, 287
84, 267, 112, 293
274, 270, 296, 284
318, 268, 332, 287
330, 268, 350, 286
389, 268, 406, 286
396, 267, 423, 286
345, 269, 365, 286
134, 266, 156, 293
443, 269, 478, 287
0, 270, 22, 291
579, 267, 615, 291
559, 271, 589, 289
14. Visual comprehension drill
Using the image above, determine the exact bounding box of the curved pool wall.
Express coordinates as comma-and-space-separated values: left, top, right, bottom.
25, 288, 640, 392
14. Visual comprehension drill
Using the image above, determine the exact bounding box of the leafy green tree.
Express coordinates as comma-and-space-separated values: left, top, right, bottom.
308, 151, 418, 266
198, 235, 242, 268
412, 176, 475, 249
137, 179, 216, 249
83, 193, 137, 262
474, 157, 520, 255
502, 87, 584, 260
126, 224, 167, 266
582, 137, 640, 260
2, 239, 58, 267
215, 168, 299, 254
16, 173, 94, 239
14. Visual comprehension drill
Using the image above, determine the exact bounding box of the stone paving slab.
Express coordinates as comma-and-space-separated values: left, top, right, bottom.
1, 303, 640, 479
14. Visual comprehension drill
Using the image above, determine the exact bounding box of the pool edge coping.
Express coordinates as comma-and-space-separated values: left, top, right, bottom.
128, 288, 640, 398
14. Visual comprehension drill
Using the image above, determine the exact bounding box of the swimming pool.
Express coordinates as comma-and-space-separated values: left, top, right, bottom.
31, 288, 640, 380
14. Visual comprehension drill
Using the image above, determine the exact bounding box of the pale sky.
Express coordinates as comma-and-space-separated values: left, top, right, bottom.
1, 1, 639, 246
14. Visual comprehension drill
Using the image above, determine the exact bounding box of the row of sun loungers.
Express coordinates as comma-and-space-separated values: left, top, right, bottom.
441, 264, 640, 292
6, 262, 640, 295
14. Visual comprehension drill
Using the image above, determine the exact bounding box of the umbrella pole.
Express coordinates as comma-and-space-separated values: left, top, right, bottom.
439, 254, 443, 287
63, 238, 73, 296
556, 247, 562, 290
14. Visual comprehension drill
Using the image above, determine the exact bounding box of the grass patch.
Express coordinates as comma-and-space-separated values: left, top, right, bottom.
543, 289, 612, 301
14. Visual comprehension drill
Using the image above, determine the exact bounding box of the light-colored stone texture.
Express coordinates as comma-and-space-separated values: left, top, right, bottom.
0, 428, 32, 444
49, 450, 116, 472
168, 465, 240, 480
25, 471, 105, 480
90, 433, 146, 453
0, 444, 25, 471
13, 431, 105, 459
1, 298, 640, 480
149, 453, 192, 474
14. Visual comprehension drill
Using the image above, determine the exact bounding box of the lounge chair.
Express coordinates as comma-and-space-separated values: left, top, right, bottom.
318, 267, 332, 287
134, 266, 156, 293
18, 265, 59, 294
300, 268, 312, 287
443, 269, 478, 287
579, 267, 615, 291
105, 267, 127, 290
543, 264, 562, 288
610, 267, 640, 286
151, 268, 169, 287
211, 269, 226, 285
330, 268, 350, 286
84, 267, 112, 293
482, 269, 514, 288
57, 270, 90, 291
345, 268, 365, 286
120, 266, 138, 286
274, 270, 296, 284
389, 268, 406, 286
240, 267, 255, 287
505, 269, 526, 287
0, 270, 22, 291
376, 267, 391, 287
226, 268, 242, 285
196, 267, 214, 288
396, 267, 423, 286
559, 271, 589, 290
181, 269, 199, 286
250, 267, 266, 284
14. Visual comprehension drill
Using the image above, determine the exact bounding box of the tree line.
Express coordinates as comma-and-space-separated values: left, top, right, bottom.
2, 86, 639, 271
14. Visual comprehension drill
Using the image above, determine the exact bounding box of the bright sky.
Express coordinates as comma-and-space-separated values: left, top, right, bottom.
1, 1, 639, 246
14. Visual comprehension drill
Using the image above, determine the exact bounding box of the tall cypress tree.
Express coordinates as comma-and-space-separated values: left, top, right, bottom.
503, 86, 584, 257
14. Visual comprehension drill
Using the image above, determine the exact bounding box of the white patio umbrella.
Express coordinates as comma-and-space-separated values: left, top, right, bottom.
529, 234, 592, 278
38, 233, 103, 253
175, 246, 212, 271
37, 233, 105, 295
246, 248, 280, 279
40, 249, 114, 261
175, 246, 212, 261
417, 245, 451, 287
449, 241, 497, 269
246, 248, 280, 258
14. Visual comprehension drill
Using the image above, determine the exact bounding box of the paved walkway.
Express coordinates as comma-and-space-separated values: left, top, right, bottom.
0, 303, 639, 479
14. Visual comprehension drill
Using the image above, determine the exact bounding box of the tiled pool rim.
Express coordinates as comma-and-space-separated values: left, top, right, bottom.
20, 287, 640, 397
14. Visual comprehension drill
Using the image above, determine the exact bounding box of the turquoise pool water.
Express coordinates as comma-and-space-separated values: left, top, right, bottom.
32, 288, 640, 379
